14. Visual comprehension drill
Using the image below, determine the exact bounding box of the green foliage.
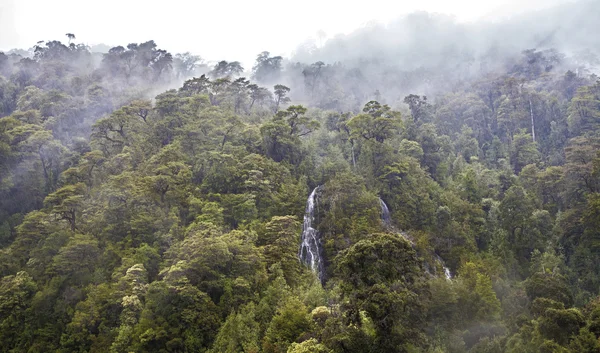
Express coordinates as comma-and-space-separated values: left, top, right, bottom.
260, 216, 303, 287
263, 297, 312, 353
0, 271, 37, 348
525, 273, 574, 307
209, 302, 261, 353
287, 338, 332, 353
335, 233, 429, 351
1, 35, 600, 353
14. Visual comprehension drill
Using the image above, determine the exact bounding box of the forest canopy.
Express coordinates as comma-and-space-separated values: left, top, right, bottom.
1, 2, 600, 352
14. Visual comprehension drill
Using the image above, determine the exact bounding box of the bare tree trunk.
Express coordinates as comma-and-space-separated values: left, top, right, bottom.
351, 141, 356, 169
529, 99, 536, 142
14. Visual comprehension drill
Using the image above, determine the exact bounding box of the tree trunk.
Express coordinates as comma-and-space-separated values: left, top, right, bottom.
529, 99, 536, 142
351, 141, 356, 169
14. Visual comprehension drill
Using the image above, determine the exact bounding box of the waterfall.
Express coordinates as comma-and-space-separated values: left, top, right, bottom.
444, 266, 452, 280
299, 186, 325, 282
379, 197, 392, 229
379, 197, 407, 241
434, 254, 453, 280
298, 192, 452, 282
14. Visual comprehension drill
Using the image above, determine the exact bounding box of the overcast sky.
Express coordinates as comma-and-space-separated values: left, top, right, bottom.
0, 0, 570, 66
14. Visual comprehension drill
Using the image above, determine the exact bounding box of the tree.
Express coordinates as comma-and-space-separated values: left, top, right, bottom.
100, 41, 173, 83
567, 81, 600, 136
210, 60, 244, 79
262, 297, 312, 353
50, 233, 100, 284
499, 185, 534, 246
510, 130, 540, 173
452, 262, 503, 334
302, 61, 325, 97
65, 33, 76, 44
229, 77, 250, 113
151, 49, 173, 81
347, 101, 402, 143
209, 303, 261, 353
473, 273, 502, 320
571, 193, 600, 292
538, 307, 585, 346
181, 74, 211, 96
564, 137, 600, 202
335, 233, 428, 352
261, 105, 319, 164
0, 271, 37, 349
273, 84, 291, 112
455, 125, 480, 162
15, 127, 67, 193
129, 280, 221, 352
43, 183, 85, 231
259, 216, 302, 286
174, 52, 203, 78
252, 51, 283, 83
91, 101, 153, 155
248, 84, 272, 110
404, 94, 432, 124
525, 272, 574, 307
276, 105, 319, 137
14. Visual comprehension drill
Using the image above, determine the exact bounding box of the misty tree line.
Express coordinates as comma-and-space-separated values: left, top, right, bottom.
1, 12, 600, 352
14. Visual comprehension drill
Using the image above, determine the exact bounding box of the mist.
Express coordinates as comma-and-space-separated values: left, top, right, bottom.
277, 0, 599, 109
2, 1, 600, 352
1, 0, 598, 141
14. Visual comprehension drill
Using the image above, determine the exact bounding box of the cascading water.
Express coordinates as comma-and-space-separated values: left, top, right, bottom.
434, 254, 453, 280
299, 186, 325, 282
378, 197, 452, 280
379, 198, 392, 229
444, 266, 452, 279
378, 197, 410, 242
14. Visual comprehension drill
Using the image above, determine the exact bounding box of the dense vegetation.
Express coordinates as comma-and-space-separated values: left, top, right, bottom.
1, 17, 600, 353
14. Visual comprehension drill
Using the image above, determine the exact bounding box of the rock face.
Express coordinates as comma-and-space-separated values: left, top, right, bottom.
378, 197, 452, 280
299, 191, 453, 283
298, 186, 325, 282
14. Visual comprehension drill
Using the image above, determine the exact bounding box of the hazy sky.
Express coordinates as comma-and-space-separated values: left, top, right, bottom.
0, 0, 570, 66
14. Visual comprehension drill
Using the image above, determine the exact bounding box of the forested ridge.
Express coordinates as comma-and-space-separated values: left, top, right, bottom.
2, 10, 600, 352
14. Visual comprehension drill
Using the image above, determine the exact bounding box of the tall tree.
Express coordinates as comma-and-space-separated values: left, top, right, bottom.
273, 84, 290, 112
252, 51, 283, 83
